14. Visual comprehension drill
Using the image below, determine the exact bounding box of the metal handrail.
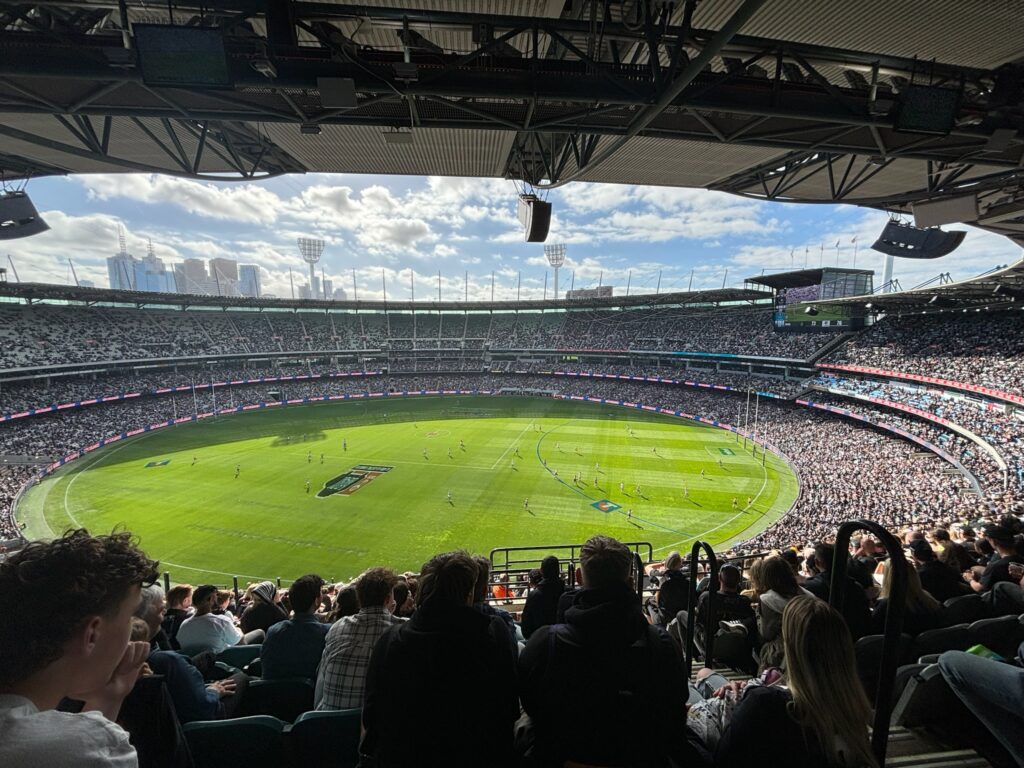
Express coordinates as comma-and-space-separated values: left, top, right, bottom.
829, 520, 908, 766
683, 540, 718, 679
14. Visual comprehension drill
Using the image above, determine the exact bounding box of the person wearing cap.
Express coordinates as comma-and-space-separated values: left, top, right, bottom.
177, 585, 262, 655
907, 539, 970, 603
240, 581, 287, 635
963, 525, 1024, 593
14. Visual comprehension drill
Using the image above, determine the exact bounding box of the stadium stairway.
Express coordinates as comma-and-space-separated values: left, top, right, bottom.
806, 330, 861, 364
691, 665, 993, 767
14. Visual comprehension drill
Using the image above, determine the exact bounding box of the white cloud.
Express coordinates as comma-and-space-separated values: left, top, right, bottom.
78, 174, 282, 225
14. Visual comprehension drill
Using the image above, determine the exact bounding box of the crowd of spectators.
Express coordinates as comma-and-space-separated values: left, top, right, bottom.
814, 374, 1024, 497
0, 303, 841, 371
5, 516, 1024, 766
828, 308, 1024, 396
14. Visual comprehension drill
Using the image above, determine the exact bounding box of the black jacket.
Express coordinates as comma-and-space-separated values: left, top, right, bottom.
656, 569, 691, 626
239, 600, 287, 634
361, 600, 519, 767
803, 571, 870, 640
917, 560, 970, 603
521, 577, 564, 638
519, 583, 706, 767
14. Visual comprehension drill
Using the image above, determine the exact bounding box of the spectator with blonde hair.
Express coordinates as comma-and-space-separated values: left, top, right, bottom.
715, 596, 877, 766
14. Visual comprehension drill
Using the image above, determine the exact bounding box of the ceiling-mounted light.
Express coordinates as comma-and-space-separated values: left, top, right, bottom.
0, 190, 49, 240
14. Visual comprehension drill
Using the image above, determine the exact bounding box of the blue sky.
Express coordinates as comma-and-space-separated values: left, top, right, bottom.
8, 172, 1022, 300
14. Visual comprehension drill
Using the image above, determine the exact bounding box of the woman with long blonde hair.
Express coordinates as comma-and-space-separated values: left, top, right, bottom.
869, 557, 941, 636
715, 596, 877, 767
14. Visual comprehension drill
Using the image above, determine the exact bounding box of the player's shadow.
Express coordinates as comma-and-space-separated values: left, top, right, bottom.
526, 509, 536, 517
627, 520, 643, 529
688, 500, 704, 508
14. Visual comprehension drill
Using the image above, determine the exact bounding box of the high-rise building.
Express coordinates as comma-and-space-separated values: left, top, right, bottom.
175, 259, 210, 294
321, 278, 333, 299
239, 264, 261, 298
209, 258, 239, 295
107, 253, 138, 290
332, 286, 348, 301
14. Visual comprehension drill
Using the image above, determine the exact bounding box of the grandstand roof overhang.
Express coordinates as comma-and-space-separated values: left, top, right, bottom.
2, 1, 1024, 243
746, 268, 875, 291
0, 281, 769, 312
807, 258, 1024, 312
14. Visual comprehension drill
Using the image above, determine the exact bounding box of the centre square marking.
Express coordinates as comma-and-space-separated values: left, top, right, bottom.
317, 465, 393, 498
591, 499, 622, 513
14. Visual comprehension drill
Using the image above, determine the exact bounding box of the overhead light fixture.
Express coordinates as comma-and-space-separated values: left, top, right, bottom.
396, 28, 443, 55
928, 295, 957, 307
250, 56, 277, 78
803, 305, 819, 316
871, 219, 966, 259
867, 155, 887, 166
0, 190, 49, 240
300, 123, 322, 135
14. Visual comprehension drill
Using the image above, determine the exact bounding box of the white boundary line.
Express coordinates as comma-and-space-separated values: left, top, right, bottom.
490, 420, 535, 469
652, 447, 773, 554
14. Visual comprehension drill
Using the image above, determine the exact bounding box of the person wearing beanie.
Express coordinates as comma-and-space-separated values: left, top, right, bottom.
240, 581, 288, 635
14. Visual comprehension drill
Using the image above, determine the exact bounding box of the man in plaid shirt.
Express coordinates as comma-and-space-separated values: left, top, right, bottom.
315, 567, 401, 710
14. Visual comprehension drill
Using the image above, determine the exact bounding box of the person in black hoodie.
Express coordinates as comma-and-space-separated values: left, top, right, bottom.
518, 535, 707, 767
521, 555, 564, 638
802, 543, 870, 640
360, 550, 519, 767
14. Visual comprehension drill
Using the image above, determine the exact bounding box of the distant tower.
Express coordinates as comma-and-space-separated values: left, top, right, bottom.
544, 243, 566, 300
118, 224, 128, 257
297, 237, 324, 296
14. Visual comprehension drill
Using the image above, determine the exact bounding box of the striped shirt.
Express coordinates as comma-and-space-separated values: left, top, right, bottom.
317, 606, 404, 710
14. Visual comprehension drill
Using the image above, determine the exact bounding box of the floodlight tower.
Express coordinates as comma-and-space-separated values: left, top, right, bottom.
297, 237, 324, 295
544, 243, 566, 300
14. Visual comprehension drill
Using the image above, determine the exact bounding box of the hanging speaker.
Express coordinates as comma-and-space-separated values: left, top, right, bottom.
518, 194, 552, 242
0, 191, 49, 240
871, 220, 966, 259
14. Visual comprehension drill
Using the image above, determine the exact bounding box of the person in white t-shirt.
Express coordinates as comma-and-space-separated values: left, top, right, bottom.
0, 529, 159, 768
175, 584, 259, 654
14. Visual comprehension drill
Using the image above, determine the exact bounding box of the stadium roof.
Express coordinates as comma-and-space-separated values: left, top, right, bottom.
807, 258, 1024, 312
2, 1, 1024, 243
0, 281, 770, 312
746, 268, 874, 291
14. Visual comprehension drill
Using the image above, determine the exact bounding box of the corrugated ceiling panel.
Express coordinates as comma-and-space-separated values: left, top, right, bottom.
576, 136, 782, 187
259, 124, 516, 177
693, 0, 1024, 68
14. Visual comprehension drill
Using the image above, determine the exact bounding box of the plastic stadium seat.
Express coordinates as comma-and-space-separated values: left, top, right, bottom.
291, 709, 362, 768
967, 616, 1024, 659
215, 644, 262, 670
240, 677, 315, 723
854, 633, 912, 697
910, 624, 969, 659
941, 594, 988, 626
183, 715, 286, 768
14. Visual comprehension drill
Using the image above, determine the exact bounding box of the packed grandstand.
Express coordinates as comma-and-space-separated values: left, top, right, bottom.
2, 284, 1024, 768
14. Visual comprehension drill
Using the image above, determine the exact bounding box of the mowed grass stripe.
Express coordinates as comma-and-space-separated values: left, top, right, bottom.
16, 397, 798, 583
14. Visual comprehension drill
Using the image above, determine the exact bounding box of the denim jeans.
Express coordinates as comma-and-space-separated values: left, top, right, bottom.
938, 642, 1024, 766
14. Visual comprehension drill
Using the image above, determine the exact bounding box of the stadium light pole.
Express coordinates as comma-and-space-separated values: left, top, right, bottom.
544, 244, 566, 300
297, 237, 324, 296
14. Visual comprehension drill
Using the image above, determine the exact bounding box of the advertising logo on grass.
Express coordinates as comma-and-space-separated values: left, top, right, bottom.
591, 499, 621, 513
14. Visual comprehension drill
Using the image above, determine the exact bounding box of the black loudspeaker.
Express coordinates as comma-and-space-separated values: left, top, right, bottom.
518, 194, 552, 242
0, 191, 49, 239
871, 220, 966, 259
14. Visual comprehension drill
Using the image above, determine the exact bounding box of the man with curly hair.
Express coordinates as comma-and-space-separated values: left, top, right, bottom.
0, 529, 159, 767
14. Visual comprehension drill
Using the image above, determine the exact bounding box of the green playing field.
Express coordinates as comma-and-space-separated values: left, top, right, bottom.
15, 396, 799, 585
